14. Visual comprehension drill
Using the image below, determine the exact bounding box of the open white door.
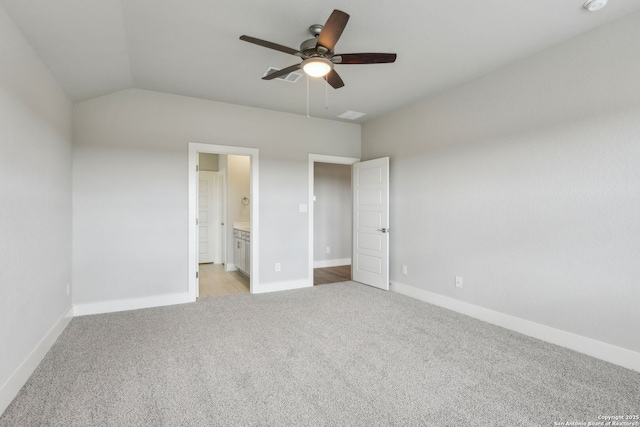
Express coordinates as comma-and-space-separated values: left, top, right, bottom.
198, 171, 216, 264
352, 157, 389, 290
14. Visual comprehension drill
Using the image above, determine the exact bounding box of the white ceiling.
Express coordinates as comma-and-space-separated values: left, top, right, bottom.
2, 0, 639, 122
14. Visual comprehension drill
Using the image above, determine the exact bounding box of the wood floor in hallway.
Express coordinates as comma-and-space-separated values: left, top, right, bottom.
314, 265, 351, 286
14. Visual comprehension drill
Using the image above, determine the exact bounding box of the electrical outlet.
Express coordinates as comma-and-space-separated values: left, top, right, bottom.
402, 265, 408, 275
275, 263, 281, 272
456, 276, 463, 288
326, 246, 331, 254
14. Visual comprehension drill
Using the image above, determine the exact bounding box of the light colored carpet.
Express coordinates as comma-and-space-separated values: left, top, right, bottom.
1, 282, 639, 426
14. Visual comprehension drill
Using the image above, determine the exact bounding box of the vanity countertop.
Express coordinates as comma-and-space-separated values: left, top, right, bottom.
233, 222, 250, 232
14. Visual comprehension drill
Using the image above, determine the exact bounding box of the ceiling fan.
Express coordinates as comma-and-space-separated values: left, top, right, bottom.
240, 9, 397, 89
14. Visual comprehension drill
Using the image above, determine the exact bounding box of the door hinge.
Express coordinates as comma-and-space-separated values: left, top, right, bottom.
196, 218, 199, 225
196, 272, 199, 278
196, 165, 199, 172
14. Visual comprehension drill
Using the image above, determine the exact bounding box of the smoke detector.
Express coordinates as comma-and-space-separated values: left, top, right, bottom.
583, 0, 607, 11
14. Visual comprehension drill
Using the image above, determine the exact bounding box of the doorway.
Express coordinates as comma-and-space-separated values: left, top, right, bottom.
189, 143, 259, 301
309, 154, 390, 291
313, 162, 353, 285
197, 153, 250, 298
308, 155, 359, 285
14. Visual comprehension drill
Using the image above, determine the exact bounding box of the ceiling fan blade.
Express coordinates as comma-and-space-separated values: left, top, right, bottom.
262, 64, 301, 80
325, 69, 345, 89
240, 35, 301, 56
333, 53, 397, 64
316, 10, 349, 52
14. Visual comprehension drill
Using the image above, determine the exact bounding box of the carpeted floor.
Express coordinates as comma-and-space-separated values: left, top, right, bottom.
2, 282, 639, 426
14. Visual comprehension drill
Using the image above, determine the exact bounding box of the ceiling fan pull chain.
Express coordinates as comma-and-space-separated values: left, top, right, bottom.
306, 75, 310, 118
325, 77, 329, 109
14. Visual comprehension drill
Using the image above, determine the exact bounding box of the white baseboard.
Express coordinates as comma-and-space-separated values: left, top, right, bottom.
313, 258, 351, 269
253, 279, 311, 294
74, 292, 193, 317
391, 282, 640, 373
0, 306, 73, 415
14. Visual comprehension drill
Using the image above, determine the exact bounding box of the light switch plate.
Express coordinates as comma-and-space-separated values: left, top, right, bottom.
299, 204, 308, 213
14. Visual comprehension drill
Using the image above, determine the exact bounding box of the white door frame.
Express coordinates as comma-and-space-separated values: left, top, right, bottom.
308, 154, 360, 285
189, 143, 259, 300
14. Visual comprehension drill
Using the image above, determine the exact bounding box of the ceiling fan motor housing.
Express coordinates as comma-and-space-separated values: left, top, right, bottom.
300, 38, 328, 58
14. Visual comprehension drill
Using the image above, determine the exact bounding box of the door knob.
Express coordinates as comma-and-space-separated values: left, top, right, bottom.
378, 228, 389, 233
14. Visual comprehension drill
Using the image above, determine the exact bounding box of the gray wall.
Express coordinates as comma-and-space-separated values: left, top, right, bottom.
362, 13, 640, 353
314, 163, 352, 265
0, 5, 72, 401
72, 89, 361, 304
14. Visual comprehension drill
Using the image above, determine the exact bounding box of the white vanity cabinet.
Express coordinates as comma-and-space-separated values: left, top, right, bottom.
233, 228, 250, 276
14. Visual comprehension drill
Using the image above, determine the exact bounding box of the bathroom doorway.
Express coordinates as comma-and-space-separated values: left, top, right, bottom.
198, 154, 251, 298
189, 143, 259, 300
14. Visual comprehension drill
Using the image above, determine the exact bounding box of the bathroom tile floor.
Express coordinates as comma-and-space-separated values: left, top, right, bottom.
198, 263, 249, 298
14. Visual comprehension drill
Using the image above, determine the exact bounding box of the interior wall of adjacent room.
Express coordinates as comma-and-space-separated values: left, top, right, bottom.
227, 154, 250, 267
313, 162, 352, 266
362, 13, 640, 353
72, 89, 361, 304
199, 153, 219, 171
0, 4, 72, 407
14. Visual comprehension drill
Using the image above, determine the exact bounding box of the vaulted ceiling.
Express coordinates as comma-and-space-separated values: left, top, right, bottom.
2, 0, 639, 122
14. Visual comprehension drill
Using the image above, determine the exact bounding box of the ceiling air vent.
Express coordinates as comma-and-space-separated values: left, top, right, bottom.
262, 67, 303, 83
337, 110, 367, 120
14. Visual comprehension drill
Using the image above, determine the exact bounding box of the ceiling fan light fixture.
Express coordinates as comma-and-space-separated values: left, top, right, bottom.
301, 57, 333, 77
